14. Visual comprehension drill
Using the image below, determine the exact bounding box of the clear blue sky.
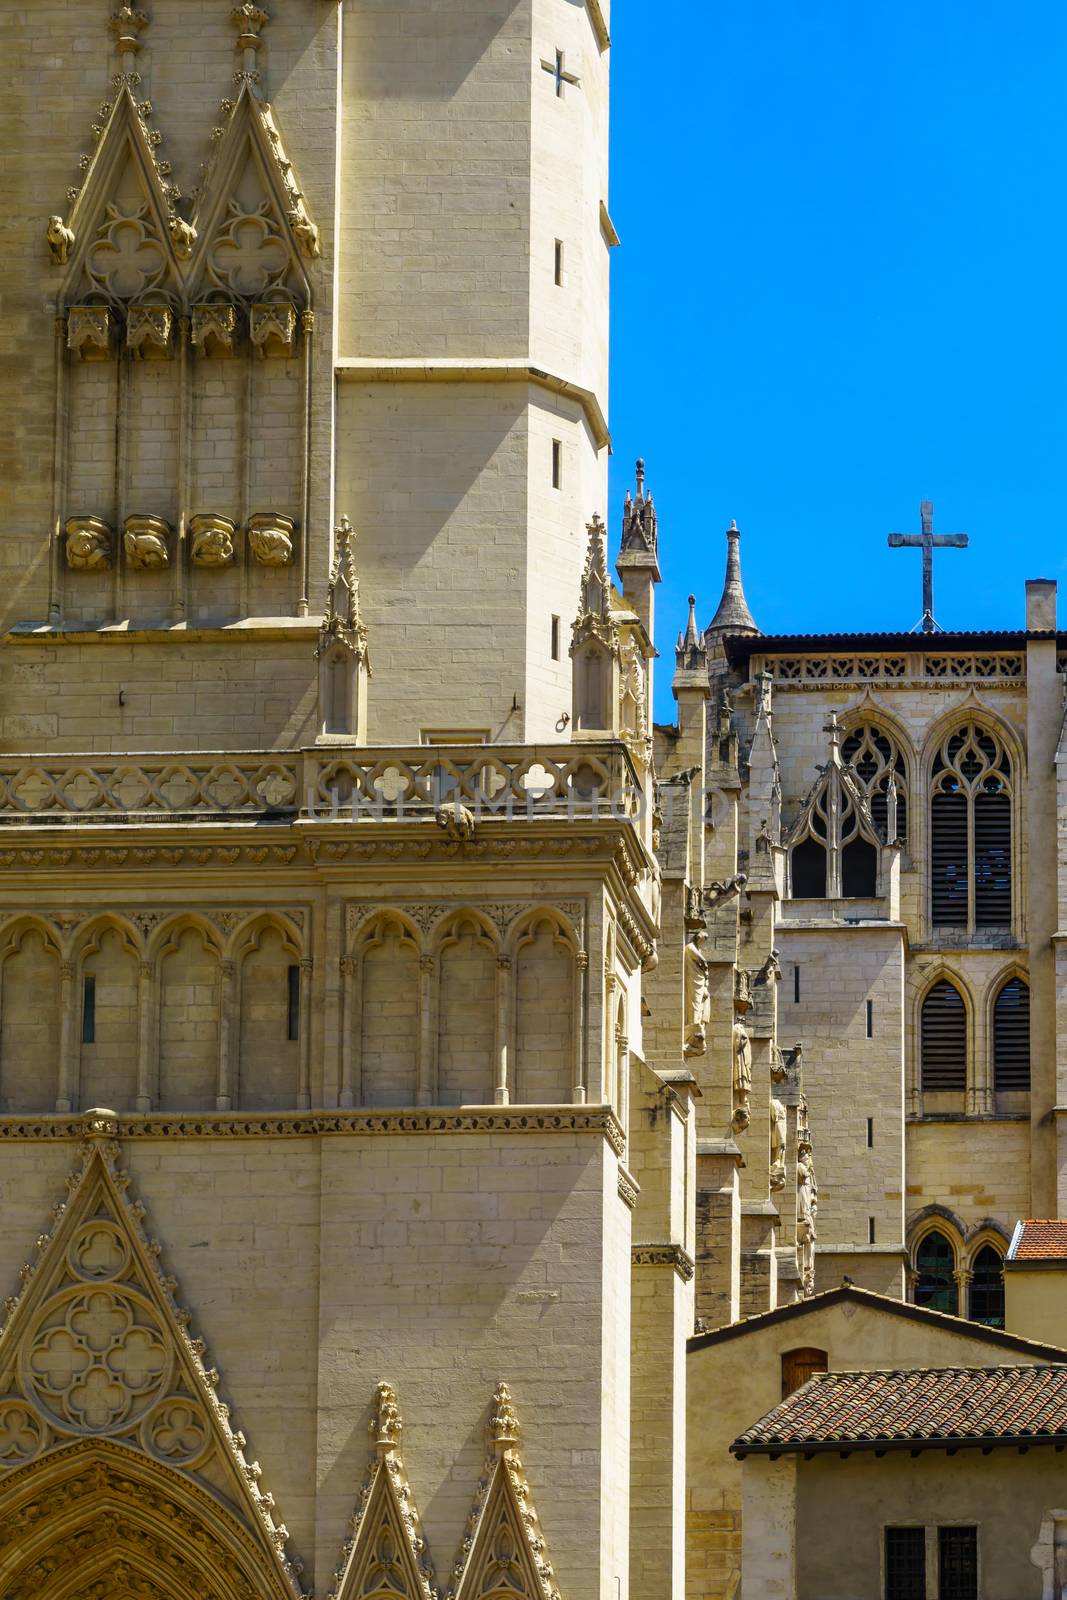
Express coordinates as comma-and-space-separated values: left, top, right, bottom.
606, 1, 1067, 718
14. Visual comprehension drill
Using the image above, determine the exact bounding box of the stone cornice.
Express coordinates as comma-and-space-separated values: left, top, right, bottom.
4, 619, 320, 646
0, 1105, 627, 1154
585, 0, 610, 49
631, 1243, 695, 1282
335, 359, 609, 451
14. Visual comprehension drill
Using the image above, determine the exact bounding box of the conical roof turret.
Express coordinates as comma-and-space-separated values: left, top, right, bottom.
707, 520, 759, 635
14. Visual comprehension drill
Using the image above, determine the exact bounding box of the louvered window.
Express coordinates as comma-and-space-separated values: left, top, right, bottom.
993, 976, 1030, 1091
842, 724, 908, 844
921, 980, 966, 1091
930, 725, 1012, 930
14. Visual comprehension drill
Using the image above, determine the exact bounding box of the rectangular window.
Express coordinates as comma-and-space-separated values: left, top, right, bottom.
82, 976, 96, 1046
867, 1117, 874, 1149
551, 615, 561, 660
869, 1217, 877, 1244
551, 439, 562, 489
793, 964, 800, 1003
885, 1526, 926, 1600
287, 964, 300, 1042
554, 238, 564, 285
938, 1526, 977, 1600
866, 999, 874, 1038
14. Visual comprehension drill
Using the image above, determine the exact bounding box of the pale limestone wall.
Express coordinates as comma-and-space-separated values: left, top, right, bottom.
0, 634, 318, 751
776, 925, 905, 1278
906, 1117, 1030, 1237
0, 928, 61, 1111
795, 1448, 1067, 1600
0, 1126, 629, 1595
686, 1296, 1062, 1600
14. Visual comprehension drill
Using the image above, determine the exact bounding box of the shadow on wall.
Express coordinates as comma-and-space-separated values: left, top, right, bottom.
344, 0, 525, 100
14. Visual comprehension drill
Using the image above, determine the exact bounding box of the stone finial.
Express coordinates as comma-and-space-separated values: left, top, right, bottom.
488, 1380, 521, 1452
618, 456, 661, 583
674, 594, 707, 674
370, 1381, 402, 1453
231, 3, 268, 87
706, 520, 760, 636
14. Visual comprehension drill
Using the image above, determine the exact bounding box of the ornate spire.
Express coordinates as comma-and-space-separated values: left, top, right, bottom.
675, 594, 706, 674
617, 458, 661, 583
571, 514, 619, 655
707, 520, 759, 636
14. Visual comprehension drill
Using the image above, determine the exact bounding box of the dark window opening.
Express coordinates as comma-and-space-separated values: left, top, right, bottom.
791, 836, 827, 898
866, 999, 874, 1039
867, 1117, 874, 1148
938, 1526, 977, 1600
793, 964, 800, 1002
921, 980, 966, 1092
869, 1216, 876, 1244
551, 439, 562, 489
915, 1230, 957, 1315
974, 790, 1011, 925
82, 975, 96, 1046
554, 238, 564, 285
781, 1346, 828, 1398
885, 1526, 926, 1600
993, 976, 1030, 1091
842, 836, 877, 897
969, 1245, 1004, 1328
287, 964, 300, 1042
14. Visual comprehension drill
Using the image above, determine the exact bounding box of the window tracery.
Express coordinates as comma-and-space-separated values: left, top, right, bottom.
930, 723, 1013, 930
841, 723, 908, 844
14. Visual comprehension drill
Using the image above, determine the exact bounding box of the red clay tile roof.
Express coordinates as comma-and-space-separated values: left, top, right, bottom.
1008, 1221, 1067, 1262
731, 1366, 1067, 1456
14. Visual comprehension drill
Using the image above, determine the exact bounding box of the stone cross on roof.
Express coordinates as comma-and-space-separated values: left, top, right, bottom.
887, 500, 968, 634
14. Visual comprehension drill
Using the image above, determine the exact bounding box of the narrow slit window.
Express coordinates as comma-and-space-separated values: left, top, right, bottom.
867, 1117, 874, 1148
550, 614, 561, 661
551, 439, 562, 489
866, 999, 874, 1038
869, 1217, 876, 1244
287, 964, 300, 1042
554, 239, 564, 285
793, 964, 800, 1003
82, 975, 96, 1045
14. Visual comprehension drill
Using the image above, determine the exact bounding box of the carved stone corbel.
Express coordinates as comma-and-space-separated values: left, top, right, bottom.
249, 301, 296, 358
126, 304, 173, 359
67, 306, 112, 361
246, 511, 294, 567
123, 515, 170, 570
64, 515, 112, 571
189, 513, 236, 568
191, 302, 237, 358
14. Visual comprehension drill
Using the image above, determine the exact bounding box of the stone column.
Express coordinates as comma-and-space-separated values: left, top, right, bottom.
339, 954, 358, 1108
494, 956, 511, 1104
573, 948, 588, 1103
135, 960, 154, 1113
216, 959, 236, 1111
56, 959, 77, 1113
417, 955, 435, 1106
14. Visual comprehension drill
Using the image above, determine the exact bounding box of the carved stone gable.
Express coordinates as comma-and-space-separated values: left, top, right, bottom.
330, 1382, 436, 1600
0, 1122, 302, 1598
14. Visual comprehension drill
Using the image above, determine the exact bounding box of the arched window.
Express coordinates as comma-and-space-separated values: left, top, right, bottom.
842, 724, 908, 843
993, 976, 1030, 1092
969, 1245, 1005, 1327
930, 724, 1012, 930
915, 1230, 957, 1314
921, 979, 967, 1092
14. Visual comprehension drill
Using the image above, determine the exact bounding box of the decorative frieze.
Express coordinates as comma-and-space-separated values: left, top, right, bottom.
631, 1243, 696, 1282
764, 650, 1026, 684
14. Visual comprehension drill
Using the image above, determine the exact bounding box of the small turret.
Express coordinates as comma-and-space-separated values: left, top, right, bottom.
707, 521, 759, 636
617, 458, 661, 577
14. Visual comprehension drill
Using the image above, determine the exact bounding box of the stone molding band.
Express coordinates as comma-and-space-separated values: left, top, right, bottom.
0, 1105, 627, 1155
631, 1243, 696, 1282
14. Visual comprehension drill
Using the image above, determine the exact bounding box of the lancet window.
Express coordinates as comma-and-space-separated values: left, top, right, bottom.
930, 724, 1013, 930
920, 978, 967, 1093
914, 1229, 957, 1315
786, 717, 882, 900
841, 724, 908, 844
992, 975, 1030, 1093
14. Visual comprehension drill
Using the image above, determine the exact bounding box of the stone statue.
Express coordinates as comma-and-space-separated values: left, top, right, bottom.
732, 1019, 752, 1101
770, 1097, 787, 1192
47, 214, 75, 265
168, 214, 197, 260
247, 513, 295, 567
288, 206, 321, 259
434, 802, 475, 842
797, 1138, 818, 1296
64, 516, 111, 571
683, 931, 710, 1056
123, 516, 170, 570
717, 687, 733, 744
190, 514, 236, 568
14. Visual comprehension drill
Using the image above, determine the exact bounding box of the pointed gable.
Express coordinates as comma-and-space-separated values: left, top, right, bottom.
330, 1382, 436, 1600
0, 1119, 303, 1599
450, 1383, 560, 1600
189, 85, 318, 306
62, 87, 183, 306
